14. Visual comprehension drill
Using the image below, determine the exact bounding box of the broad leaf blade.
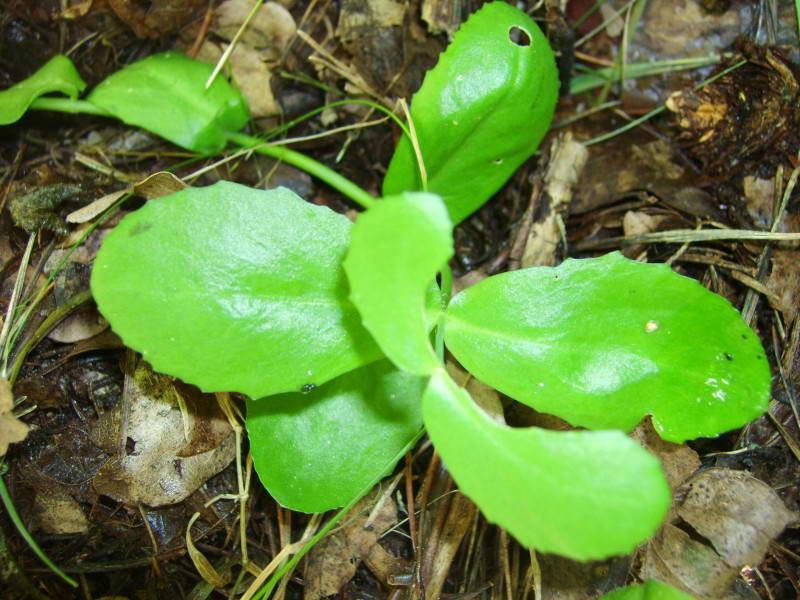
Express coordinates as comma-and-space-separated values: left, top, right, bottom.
0, 55, 86, 125
382, 2, 559, 224
344, 193, 451, 375
600, 580, 694, 600
423, 368, 670, 560
247, 359, 424, 513
87, 52, 249, 154
444, 252, 771, 443
91, 181, 381, 398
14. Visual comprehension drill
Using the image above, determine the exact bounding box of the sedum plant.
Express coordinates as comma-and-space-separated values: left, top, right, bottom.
1, 2, 770, 562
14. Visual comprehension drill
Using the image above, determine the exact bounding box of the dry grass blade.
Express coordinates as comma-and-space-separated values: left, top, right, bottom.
575, 228, 800, 250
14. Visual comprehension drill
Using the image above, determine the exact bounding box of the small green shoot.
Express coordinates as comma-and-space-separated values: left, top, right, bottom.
0, 55, 86, 125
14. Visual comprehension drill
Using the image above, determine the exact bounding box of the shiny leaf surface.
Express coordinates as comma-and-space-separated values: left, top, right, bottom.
444, 252, 771, 442
344, 193, 451, 375
382, 2, 559, 224
91, 182, 381, 398
247, 360, 424, 512
87, 52, 249, 154
422, 368, 671, 560
600, 580, 694, 600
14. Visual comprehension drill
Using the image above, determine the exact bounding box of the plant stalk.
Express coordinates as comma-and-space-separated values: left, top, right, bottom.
0, 466, 79, 588
226, 132, 376, 210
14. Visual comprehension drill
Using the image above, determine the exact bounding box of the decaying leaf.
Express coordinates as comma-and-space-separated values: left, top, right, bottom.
767, 250, 800, 326
304, 487, 409, 600
29, 481, 89, 535
89, 360, 235, 506
67, 171, 186, 223
193, 0, 297, 119
630, 419, 700, 490
0, 377, 29, 457
645, 524, 737, 598
676, 468, 797, 566
644, 468, 797, 598
106, 0, 207, 38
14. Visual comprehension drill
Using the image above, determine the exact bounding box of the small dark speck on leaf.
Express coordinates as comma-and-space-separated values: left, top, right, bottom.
130, 221, 153, 236
725, 353, 733, 361
301, 383, 316, 393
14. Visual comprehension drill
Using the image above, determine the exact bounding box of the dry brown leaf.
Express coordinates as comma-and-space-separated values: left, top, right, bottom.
58, 0, 94, 19
187, 512, 227, 587
89, 361, 235, 506
107, 0, 207, 38
67, 172, 186, 223
767, 250, 800, 326
421, 0, 462, 37
676, 468, 797, 566
645, 523, 737, 598
30, 483, 89, 534
0, 377, 29, 457
215, 0, 296, 54
630, 419, 700, 490
49, 304, 108, 343
304, 487, 408, 600
623, 211, 666, 237
446, 361, 504, 424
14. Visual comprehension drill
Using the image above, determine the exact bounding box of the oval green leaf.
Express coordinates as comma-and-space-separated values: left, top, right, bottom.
382, 1, 559, 224
422, 368, 670, 560
0, 55, 87, 125
91, 181, 382, 398
600, 580, 694, 600
87, 52, 249, 154
247, 359, 424, 513
444, 252, 771, 443
344, 193, 451, 375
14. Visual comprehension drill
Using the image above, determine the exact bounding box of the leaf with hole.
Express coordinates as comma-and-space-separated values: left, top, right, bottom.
0, 55, 87, 125
247, 359, 424, 512
422, 368, 671, 560
444, 252, 771, 443
344, 192, 451, 375
382, 1, 559, 224
91, 181, 382, 398
87, 52, 249, 154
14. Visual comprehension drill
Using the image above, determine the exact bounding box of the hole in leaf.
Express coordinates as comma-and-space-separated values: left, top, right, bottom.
509, 26, 531, 47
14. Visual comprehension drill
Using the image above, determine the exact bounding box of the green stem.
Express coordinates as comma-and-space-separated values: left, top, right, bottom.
29, 97, 112, 116
226, 132, 376, 210
8, 290, 92, 386
435, 262, 453, 360
0, 466, 79, 588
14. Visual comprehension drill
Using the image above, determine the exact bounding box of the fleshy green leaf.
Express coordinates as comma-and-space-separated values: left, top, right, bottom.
247, 359, 424, 513
0, 55, 86, 125
444, 252, 771, 443
600, 580, 694, 600
382, 1, 559, 224
91, 181, 382, 398
87, 52, 249, 154
344, 193, 451, 375
422, 368, 670, 561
